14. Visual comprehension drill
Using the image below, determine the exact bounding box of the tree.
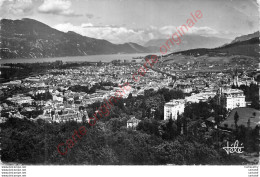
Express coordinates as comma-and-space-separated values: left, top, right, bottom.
247, 119, 251, 128
176, 112, 182, 135
252, 126, 260, 154
82, 115, 86, 123
153, 141, 185, 165
234, 111, 239, 128
127, 93, 133, 99
163, 117, 177, 140
136, 119, 160, 136
79, 106, 84, 111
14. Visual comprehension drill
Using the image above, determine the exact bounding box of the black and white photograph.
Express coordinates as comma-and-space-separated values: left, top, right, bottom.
0, 0, 259, 176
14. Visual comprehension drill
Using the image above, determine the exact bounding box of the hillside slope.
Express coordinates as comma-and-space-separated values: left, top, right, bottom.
168, 34, 259, 57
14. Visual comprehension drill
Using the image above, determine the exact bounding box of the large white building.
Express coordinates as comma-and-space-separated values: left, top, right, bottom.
164, 99, 185, 120
185, 92, 216, 103
219, 88, 246, 110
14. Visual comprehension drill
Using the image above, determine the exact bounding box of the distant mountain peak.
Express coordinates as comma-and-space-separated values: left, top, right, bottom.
231, 31, 259, 44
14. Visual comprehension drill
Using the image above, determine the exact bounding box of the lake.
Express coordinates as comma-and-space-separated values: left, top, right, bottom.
0, 53, 159, 64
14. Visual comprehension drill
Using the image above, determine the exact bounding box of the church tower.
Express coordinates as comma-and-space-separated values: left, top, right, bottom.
233, 68, 239, 87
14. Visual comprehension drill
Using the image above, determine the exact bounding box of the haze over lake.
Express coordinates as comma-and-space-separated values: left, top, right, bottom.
0, 53, 157, 64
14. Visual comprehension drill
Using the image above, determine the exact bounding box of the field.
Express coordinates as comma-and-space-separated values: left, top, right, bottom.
221, 107, 260, 129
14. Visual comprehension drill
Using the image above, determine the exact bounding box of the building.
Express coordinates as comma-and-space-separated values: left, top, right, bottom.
7, 94, 34, 105
164, 99, 185, 120
218, 88, 246, 110
176, 84, 193, 93
52, 95, 64, 102
185, 92, 216, 103
127, 116, 141, 129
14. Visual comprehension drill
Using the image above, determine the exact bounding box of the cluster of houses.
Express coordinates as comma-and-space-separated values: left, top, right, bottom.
1, 62, 259, 131
163, 87, 247, 121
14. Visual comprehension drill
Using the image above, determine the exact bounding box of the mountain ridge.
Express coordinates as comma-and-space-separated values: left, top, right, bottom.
1, 18, 259, 60
166, 33, 259, 58
231, 31, 259, 44
144, 35, 232, 53
0, 18, 151, 59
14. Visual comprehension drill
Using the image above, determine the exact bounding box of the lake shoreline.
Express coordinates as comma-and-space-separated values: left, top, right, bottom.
0, 53, 159, 64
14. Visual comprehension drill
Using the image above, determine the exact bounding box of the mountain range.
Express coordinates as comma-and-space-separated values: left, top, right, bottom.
0, 18, 259, 59
231, 31, 259, 44
167, 31, 259, 58
144, 35, 231, 53
0, 18, 150, 59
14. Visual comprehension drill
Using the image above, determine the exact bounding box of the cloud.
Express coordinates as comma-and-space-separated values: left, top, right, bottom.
158, 25, 219, 36
54, 23, 151, 44
81, 23, 94, 27
186, 26, 219, 35
53, 22, 220, 44
85, 13, 94, 19
38, 0, 81, 17
0, 0, 33, 16
0, 0, 6, 7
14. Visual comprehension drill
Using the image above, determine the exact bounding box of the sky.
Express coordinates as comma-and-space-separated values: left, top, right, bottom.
0, 0, 259, 44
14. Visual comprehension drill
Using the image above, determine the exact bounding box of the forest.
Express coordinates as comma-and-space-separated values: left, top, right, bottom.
1, 88, 258, 165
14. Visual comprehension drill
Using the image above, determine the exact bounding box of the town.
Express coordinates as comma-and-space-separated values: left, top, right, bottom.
0, 56, 259, 164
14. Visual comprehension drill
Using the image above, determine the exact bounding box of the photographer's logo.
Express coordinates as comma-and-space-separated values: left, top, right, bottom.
222, 140, 244, 154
